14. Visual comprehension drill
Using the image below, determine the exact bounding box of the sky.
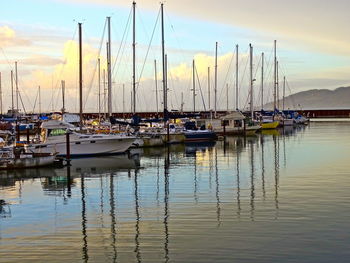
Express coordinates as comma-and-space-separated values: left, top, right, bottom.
0, 0, 349, 113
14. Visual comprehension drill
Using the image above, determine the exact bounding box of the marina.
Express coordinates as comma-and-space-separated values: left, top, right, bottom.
1, 0, 350, 262
1, 121, 350, 262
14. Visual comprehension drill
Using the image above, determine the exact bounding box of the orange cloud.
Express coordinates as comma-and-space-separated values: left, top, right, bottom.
20, 40, 106, 112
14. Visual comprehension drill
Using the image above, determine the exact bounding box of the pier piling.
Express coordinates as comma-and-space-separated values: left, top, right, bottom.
66, 131, 71, 166
26, 128, 30, 143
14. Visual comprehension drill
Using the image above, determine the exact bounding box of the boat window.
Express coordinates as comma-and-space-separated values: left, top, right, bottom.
92, 136, 103, 138
75, 142, 81, 144
90, 141, 96, 143
48, 129, 66, 137
79, 136, 90, 139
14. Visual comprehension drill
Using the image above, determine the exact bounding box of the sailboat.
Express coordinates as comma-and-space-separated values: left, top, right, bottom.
259, 43, 279, 129
129, 2, 167, 147
134, 3, 186, 145
28, 23, 136, 157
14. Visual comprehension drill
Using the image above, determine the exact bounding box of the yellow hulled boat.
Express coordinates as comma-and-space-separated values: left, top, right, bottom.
261, 121, 279, 129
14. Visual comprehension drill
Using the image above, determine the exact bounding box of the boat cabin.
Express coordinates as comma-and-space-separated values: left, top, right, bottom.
40, 120, 75, 142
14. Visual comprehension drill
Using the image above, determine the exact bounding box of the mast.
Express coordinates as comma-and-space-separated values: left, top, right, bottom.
78, 22, 83, 129
276, 61, 279, 110
261, 52, 264, 110
273, 40, 277, 113
214, 41, 218, 116
283, 76, 286, 111
249, 43, 254, 119
103, 69, 106, 118
130, 90, 133, 113
226, 83, 229, 112
61, 80, 65, 113
122, 83, 125, 118
51, 75, 54, 112
154, 59, 159, 114
132, 1, 136, 114
207, 66, 210, 110
161, 3, 167, 116
107, 17, 112, 117
11, 70, 14, 113
98, 58, 101, 122
38, 85, 41, 115
181, 92, 184, 113
0, 72, 2, 115
165, 54, 168, 112
192, 59, 196, 112
15, 62, 19, 111
235, 44, 239, 111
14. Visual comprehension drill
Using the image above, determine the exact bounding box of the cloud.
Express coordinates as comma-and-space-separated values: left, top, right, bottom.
58, 0, 350, 56
0, 26, 31, 47
17, 40, 106, 112
168, 52, 236, 81
0, 55, 63, 67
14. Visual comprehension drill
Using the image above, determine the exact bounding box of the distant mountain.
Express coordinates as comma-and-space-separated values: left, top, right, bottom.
264, 86, 350, 110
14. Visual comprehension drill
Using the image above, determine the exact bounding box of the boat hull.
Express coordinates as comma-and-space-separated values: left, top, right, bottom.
261, 121, 280, 129
214, 125, 260, 135
29, 137, 136, 157
184, 130, 217, 142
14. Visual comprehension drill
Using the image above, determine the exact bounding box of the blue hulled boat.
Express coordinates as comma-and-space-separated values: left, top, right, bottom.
183, 121, 217, 142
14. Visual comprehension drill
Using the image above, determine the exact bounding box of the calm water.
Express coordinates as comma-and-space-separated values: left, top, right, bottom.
1, 122, 350, 263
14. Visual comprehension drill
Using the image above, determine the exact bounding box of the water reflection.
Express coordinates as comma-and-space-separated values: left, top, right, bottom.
250, 141, 255, 221
134, 170, 141, 263
1, 125, 328, 263
236, 145, 241, 219
73, 154, 140, 175
0, 199, 11, 218
81, 173, 89, 262
215, 148, 221, 226
164, 146, 170, 263
273, 135, 280, 218
110, 173, 117, 262
260, 136, 266, 200
156, 157, 160, 206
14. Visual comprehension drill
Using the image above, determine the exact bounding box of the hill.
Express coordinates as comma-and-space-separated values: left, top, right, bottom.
264, 86, 350, 110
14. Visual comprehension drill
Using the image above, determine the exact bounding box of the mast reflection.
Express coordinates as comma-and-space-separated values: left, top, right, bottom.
134, 170, 141, 263
157, 157, 160, 207
81, 173, 89, 262
260, 136, 266, 200
164, 146, 170, 263
236, 138, 242, 219
67, 165, 72, 198
215, 147, 221, 226
194, 151, 198, 203
99, 175, 104, 229
273, 135, 280, 219
110, 173, 117, 262
250, 141, 255, 221
208, 147, 214, 190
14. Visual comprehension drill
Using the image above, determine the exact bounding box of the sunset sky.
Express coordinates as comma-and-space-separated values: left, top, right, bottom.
1, 0, 349, 113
